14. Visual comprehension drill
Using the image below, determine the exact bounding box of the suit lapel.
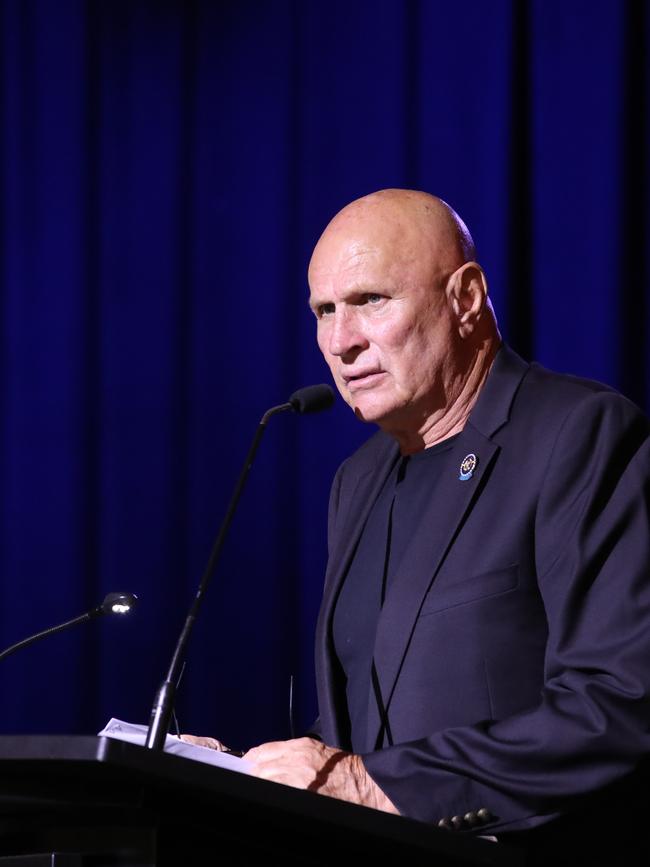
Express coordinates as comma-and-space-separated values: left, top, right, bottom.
327, 458, 395, 581
368, 427, 499, 747
314, 436, 399, 745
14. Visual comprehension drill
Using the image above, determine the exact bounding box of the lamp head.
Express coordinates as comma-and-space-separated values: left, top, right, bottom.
100, 592, 138, 616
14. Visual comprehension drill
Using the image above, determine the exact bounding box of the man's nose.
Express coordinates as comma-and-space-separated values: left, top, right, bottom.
328, 310, 368, 358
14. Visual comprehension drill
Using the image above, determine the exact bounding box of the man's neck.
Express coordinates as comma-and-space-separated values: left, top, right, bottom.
390, 340, 501, 456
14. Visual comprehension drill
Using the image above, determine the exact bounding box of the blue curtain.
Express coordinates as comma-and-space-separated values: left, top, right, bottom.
0, 0, 648, 751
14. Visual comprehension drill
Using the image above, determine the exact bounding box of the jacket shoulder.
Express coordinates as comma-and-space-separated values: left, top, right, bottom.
517, 361, 649, 431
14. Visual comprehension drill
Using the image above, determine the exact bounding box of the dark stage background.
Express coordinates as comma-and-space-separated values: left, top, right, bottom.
0, 0, 648, 751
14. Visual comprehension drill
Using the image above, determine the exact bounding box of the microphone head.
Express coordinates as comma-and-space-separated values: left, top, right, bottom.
100, 592, 138, 616
289, 384, 335, 415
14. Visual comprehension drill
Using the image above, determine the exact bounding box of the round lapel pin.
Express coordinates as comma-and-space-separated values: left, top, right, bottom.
459, 453, 477, 481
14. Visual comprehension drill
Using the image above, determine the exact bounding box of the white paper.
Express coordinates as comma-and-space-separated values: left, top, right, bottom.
98, 718, 252, 774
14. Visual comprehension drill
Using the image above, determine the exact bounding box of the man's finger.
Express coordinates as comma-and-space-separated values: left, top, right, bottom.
180, 734, 229, 751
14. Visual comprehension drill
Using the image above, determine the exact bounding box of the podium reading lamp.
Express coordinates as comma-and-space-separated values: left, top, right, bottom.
0, 592, 138, 663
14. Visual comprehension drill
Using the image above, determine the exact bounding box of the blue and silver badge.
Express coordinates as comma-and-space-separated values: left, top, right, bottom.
459, 453, 478, 481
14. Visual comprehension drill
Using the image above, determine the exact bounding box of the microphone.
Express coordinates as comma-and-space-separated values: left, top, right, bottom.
0, 592, 138, 663
144, 383, 335, 751
288, 384, 335, 415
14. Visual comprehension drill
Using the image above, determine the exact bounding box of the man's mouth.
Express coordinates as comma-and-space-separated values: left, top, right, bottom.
343, 370, 386, 391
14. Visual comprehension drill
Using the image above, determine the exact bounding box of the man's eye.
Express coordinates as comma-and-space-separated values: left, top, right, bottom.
365, 294, 383, 304
318, 303, 335, 317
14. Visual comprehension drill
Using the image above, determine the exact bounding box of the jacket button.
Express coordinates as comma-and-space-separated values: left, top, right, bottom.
464, 811, 479, 826
451, 815, 465, 829
477, 807, 493, 823
437, 818, 453, 830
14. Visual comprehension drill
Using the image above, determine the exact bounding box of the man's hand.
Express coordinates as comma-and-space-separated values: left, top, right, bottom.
180, 734, 230, 752
243, 737, 399, 814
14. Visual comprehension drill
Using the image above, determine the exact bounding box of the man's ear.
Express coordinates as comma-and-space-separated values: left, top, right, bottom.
445, 262, 488, 338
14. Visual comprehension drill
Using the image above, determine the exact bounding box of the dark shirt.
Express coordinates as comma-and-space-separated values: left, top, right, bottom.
332, 434, 459, 752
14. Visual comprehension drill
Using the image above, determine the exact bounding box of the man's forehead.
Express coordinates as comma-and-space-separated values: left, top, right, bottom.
308, 216, 433, 293
309, 236, 403, 294
311, 238, 383, 273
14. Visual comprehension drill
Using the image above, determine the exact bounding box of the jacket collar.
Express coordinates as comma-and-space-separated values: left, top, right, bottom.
466, 342, 529, 439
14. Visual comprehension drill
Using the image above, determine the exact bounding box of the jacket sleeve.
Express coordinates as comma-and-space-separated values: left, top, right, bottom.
361, 391, 650, 833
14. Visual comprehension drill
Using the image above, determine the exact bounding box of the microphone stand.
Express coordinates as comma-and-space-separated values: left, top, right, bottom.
145, 396, 308, 751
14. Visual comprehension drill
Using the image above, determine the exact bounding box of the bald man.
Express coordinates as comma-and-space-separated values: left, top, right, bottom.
192, 191, 650, 861
244, 191, 502, 813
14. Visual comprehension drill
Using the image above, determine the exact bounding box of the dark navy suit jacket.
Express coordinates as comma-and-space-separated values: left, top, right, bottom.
314, 344, 650, 839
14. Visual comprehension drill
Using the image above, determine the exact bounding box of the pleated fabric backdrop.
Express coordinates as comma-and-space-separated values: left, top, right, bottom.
0, 0, 648, 750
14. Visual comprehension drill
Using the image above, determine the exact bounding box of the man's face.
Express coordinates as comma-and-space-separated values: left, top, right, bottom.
308, 222, 458, 434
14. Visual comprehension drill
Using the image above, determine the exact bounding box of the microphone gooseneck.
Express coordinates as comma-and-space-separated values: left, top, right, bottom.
0, 591, 138, 664
144, 384, 335, 751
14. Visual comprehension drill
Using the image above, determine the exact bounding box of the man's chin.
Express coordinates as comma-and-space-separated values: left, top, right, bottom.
351, 397, 417, 436
351, 400, 393, 425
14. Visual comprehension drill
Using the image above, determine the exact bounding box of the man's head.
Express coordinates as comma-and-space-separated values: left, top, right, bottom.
308, 189, 500, 448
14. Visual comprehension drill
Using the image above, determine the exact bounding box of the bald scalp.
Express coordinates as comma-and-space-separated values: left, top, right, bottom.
309, 189, 477, 285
